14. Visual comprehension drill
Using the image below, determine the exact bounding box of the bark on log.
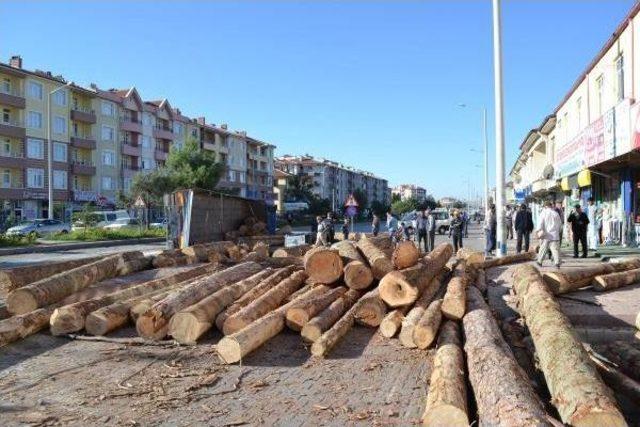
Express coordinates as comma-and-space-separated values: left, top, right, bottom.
136, 262, 262, 340
379, 305, 410, 338
392, 241, 420, 269
303, 247, 343, 284
592, 268, 640, 291
285, 286, 346, 331
311, 292, 369, 357
331, 241, 374, 290
0, 256, 102, 297
215, 266, 297, 331
252, 242, 270, 260
152, 249, 199, 268
130, 291, 174, 322
0, 307, 53, 348
262, 256, 304, 269
422, 320, 468, 426
365, 235, 393, 251
49, 263, 220, 335
0, 303, 9, 321
598, 340, 640, 382
354, 288, 387, 327
456, 247, 484, 267
463, 286, 553, 426
413, 299, 443, 349
590, 353, 640, 405
441, 277, 466, 321
117, 256, 153, 276
512, 265, 625, 426
6, 251, 144, 315
222, 270, 308, 335
478, 250, 535, 269
356, 236, 394, 280
475, 268, 487, 294
301, 289, 361, 342
167, 269, 274, 344
272, 244, 312, 258
543, 257, 640, 294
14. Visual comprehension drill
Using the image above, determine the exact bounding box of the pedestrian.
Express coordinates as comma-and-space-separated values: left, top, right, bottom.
462, 210, 469, 238
342, 218, 350, 241
386, 211, 399, 245
315, 216, 328, 247
567, 203, 589, 258
536, 200, 563, 268
484, 204, 497, 256
371, 214, 380, 236
505, 205, 514, 240
514, 203, 533, 253
554, 201, 565, 245
449, 211, 464, 252
426, 208, 436, 252
586, 198, 598, 251
415, 210, 428, 253
326, 212, 335, 244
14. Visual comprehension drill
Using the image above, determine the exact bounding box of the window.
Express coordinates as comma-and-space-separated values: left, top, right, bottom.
27, 81, 43, 100
143, 113, 153, 126
227, 170, 235, 182
141, 157, 153, 170
101, 125, 114, 141
123, 177, 132, 192
2, 169, 10, 187
26, 138, 44, 159
576, 97, 582, 129
102, 176, 115, 190
2, 108, 9, 124
174, 122, 182, 134
239, 172, 245, 184
2, 139, 10, 155
53, 116, 67, 134
101, 101, 115, 116
616, 55, 624, 102
141, 136, 151, 148
53, 170, 67, 190
53, 90, 67, 106
1, 78, 10, 94
596, 74, 604, 116
27, 111, 42, 129
563, 112, 569, 141
27, 168, 44, 188
191, 128, 197, 138
102, 150, 115, 166
53, 142, 67, 162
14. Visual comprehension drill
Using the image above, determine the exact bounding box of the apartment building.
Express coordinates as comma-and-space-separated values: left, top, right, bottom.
392, 184, 427, 202
0, 56, 276, 220
275, 154, 389, 210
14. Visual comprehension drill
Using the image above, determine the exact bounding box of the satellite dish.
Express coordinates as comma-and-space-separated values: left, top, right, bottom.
543, 164, 555, 180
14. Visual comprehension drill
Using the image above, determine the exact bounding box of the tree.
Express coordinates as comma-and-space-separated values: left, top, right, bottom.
284, 175, 314, 202
391, 193, 401, 203
391, 197, 419, 215
352, 188, 368, 210
418, 195, 437, 211
452, 200, 467, 209
308, 196, 331, 216
370, 200, 390, 217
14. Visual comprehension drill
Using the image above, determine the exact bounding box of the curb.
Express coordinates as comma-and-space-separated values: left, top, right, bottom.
0, 237, 166, 256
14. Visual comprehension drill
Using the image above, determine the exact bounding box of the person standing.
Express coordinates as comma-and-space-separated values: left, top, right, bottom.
514, 203, 533, 253
485, 205, 497, 256
426, 209, 436, 252
536, 200, 563, 268
586, 198, 598, 251
371, 214, 380, 236
505, 205, 514, 240
342, 218, 350, 241
416, 210, 428, 253
386, 211, 399, 245
315, 216, 328, 247
462, 210, 469, 238
554, 201, 565, 246
326, 212, 335, 244
449, 211, 464, 252
567, 204, 589, 258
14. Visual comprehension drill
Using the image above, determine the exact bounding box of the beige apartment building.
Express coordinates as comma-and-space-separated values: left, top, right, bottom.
392, 184, 427, 202
0, 56, 276, 220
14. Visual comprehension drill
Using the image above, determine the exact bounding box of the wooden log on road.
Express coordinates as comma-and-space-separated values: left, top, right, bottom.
263, 256, 304, 269
478, 250, 535, 269
285, 286, 346, 331
331, 241, 373, 290
455, 247, 484, 267
356, 236, 394, 280
463, 286, 552, 426
301, 289, 361, 342
392, 241, 420, 269
413, 299, 443, 349
543, 257, 640, 294
303, 247, 343, 284
6, 251, 144, 315
475, 268, 487, 294
365, 235, 393, 251
512, 264, 625, 426
421, 320, 468, 427
441, 277, 466, 321
311, 292, 368, 357
136, 262, 263, 340
592, 267, 640, 291
598, 340, 640, 382
167, 269, 274, 344
272, 244, 312, 258
379, 306, 410, 338
0, 307, 53, 348
354, 288, 387, 327
590, 354, 640, 405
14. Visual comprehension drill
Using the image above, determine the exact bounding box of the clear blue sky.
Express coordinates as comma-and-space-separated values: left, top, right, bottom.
1, 1, 635, 200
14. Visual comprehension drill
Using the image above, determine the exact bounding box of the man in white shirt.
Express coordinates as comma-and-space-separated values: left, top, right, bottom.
536, 200, 563, 268
586, 197, 598, 251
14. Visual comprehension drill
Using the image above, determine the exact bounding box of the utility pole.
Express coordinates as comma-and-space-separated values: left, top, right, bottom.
482, 108, 489, 216
492, 0, 506, 257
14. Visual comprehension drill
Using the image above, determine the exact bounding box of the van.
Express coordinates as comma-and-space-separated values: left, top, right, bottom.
432, 208, 451, 234
72, 210, 131, 230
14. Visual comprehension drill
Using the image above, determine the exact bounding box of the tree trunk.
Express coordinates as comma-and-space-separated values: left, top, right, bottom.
590, 354, 640, 405
478, 250, 535, 269
272, 244, 312, 258
422, 320, 468, 426
49, 263, 220, 335
152, 249, 199, 268
222, 270, 308, 335
592, 267, 640, 291
167, 269, 275, 344
285, 286, 347, 331
392, 241, 420, 269
598, 340, 640, 382
6, 251, 144, 315
365, 235, 393, 251
441, 277, 466, 321
456, 247, 484, 266
303, 247, 343, 284
136, 262, 262, 340
116, 256, 153, 276
413, 299, 443, 349
543, 258, 640, 294
475, 268, 487, 294
379, 306, 410, 338
252, 242, 270, 260
331, 241, 374, 290
301, 289, 361, 342
130, 291, 174, 322
0, 303, 9, 321
463, 286, 553, 426
0, 307, 53, 348
354, 288, 387, 327
263, 256, 304, 269
0, 256, 102, 297
215, 266, 297, 331
512, 265, 625, 426
356, 236, 394, 280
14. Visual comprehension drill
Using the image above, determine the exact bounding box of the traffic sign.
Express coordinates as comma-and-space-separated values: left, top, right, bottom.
344, 194, 359, 207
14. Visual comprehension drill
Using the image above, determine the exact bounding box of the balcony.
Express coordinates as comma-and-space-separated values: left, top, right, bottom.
72, 190, 98, 202
71, 160, 96, 176
0, 150, 24, 168
70, 134, 96, 149
153, 125, 174, 140
0, 87, 25, 109
121, 141, 141, 157
0, 178, 25, 199
120, 117, 142, 133
70, 107, 97, 124
154, 150, 168, 161
202, 140, 216, 151
0, 119, 25, 139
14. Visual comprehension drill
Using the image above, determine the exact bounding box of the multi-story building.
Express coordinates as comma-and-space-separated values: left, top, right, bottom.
392, 184, 427, 202
275, 154, 389, 210
0, 56, 276, 220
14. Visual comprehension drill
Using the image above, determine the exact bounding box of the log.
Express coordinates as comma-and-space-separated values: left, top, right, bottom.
167, 269, 275, 344
0, 256, 102, 297
592, 268, 640, 291
272, 244, 312, 258
356, 236, 394, 280
543, 257, 640, 294
475, 268, 487, 294
311, 292, 368, 357
353, 288, 387, 327
0, 307, 53, 348
512, 265, 625, 426
262, 256, 304, 269
590, 353, 640, 405
331, 241, 373, 290
301, 289, 361, 342
116, 255, 153, 276
303, 247, 343, 284
136, 262, 263, 340
598, 340, 640, 382
391, 241, 420, 269
441, 277, 466, 321
152, 249, 198, 268
0, 303, 9, 321
421, 320, 468, 426
130, 291, 173, 322
49, 263, 220, 335
413, 299, 443, 349
365, 235, 393, 251
180, 244, 211, 262
463, 286, 552, 426
214, 266, 297, 331
455, 247, 484, 266
285, 286, 347, 331
226, 245, 243, 263
478, 250, 535, 269
222, 270, 308, 335
252, 242, 269, 260
6, 251, 144, 315
379, 306, 410, 338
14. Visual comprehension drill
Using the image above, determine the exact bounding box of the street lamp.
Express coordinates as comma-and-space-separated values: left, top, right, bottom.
47, 81, 73, 220
457, 105, 489, 219
492, 0, 506, 257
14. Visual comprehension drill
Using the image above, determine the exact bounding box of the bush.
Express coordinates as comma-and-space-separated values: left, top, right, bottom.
50, 227, 166, 242
0, 233, 38, 247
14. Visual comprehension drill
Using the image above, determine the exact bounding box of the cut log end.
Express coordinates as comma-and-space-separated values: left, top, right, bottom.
217, 337, 242, 364
422, 407, 468, 427
84, 312, 115, 336
136, 313, 169, 341
570, 412, 627, 427
49, 307, 85, 336
304, 248, 343, 284
301, 324, 322, 342
310, 340, 327, 357
392, 241, 420, 269
379, 310, 404, 338
222, 317, 250, 336
6, 289, 38, 316
285, 308, 310, 332
343, 261, 373, 290
378, 271, 417, 308
169, 312, 208, 345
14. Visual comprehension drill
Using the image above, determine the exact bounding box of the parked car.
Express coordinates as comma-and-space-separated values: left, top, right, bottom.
432, 209, 451, 234
6, 219, 71, 237
150, 218, 167, 229
72, 210, 131, 231
400, 211, 418, 229
102, 218, 141, 231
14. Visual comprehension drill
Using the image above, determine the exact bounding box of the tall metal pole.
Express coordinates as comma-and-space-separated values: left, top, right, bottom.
482, 108, 489, 215
47, 91, 53, 220
492, 0, 506, 257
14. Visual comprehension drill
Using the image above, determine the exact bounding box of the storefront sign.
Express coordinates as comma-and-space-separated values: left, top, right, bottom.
22, 191, 47, 200
73, 190, 98, 202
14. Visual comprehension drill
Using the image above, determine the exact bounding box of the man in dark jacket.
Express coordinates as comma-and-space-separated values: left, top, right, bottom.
567, 204, 589, 258
449, 210, 464, 252
415, 210, 428, 253
514, 203, 533, 253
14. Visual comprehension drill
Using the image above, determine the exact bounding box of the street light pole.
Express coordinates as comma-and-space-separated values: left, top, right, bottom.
492, 0, 506, 257
482, 107, 489, 216
47, 81, 73, 220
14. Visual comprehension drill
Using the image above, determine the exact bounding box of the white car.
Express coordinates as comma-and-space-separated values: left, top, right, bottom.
6, 219, 71, 237
102, 218, 141, 230
72, 210, 131, 231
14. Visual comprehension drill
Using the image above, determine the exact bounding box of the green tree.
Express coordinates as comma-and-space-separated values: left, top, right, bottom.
308, 196, 331, 216
352, 188, 368, 209
284, 175, 314, 202
391, 193, 401, 203
452, 200, 467, 209
370, 200, 390, 217
417, 195, 437, 211
391, 197, 419, 215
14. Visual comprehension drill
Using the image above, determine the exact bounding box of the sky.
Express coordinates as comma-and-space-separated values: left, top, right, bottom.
0, 0, 636, 200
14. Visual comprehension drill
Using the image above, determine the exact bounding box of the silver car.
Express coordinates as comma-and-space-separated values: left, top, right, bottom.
5, 219, 71, 237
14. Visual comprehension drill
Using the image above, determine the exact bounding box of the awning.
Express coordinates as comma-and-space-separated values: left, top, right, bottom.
577, 169, 592, 187
560, 170, 591, 191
